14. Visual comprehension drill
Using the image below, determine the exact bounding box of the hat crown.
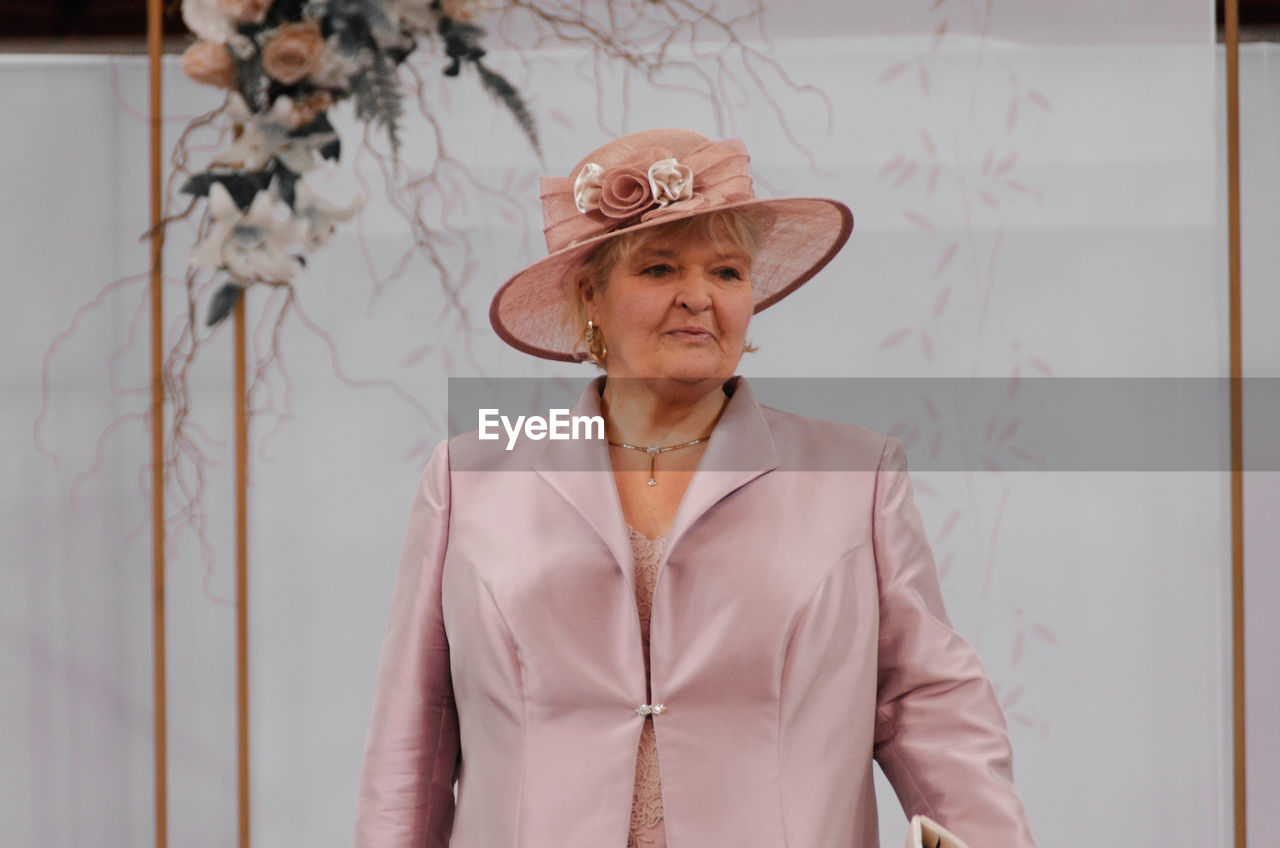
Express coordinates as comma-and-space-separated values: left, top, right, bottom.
539, 128, 754, 255
568, 128, 712, 174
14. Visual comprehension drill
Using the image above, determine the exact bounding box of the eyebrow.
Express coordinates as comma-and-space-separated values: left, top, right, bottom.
630, 248, 750, 263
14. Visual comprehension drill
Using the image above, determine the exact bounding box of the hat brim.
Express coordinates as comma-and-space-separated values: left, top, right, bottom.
489, 196, 854, 362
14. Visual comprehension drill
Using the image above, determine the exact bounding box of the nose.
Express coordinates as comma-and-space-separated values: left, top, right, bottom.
674, 270, 713, 313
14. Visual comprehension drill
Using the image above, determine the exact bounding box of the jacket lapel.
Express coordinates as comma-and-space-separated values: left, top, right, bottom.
532, 376, 636, 589
532, 376, 781, 588
661, 377, 779, 566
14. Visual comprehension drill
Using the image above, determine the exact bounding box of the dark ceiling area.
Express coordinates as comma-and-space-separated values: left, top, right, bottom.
0, 1, 1276, 43
0, 1, 187, 37
1220, 0, 1280, 34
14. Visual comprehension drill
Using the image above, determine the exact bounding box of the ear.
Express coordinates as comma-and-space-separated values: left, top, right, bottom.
577, 273, 596, 316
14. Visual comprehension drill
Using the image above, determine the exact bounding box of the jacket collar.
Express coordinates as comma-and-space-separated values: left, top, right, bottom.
533, 375, 780, 587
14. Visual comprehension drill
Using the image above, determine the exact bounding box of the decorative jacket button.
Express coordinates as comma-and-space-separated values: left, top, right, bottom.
635, 703, 667, 716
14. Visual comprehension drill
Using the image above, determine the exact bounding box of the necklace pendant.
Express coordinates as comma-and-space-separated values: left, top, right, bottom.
606, 433, 710, 490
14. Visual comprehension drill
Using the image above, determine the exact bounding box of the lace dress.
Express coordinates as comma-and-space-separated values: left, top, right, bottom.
627, 526, 668, 848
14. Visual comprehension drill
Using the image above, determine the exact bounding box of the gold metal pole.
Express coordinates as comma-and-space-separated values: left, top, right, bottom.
1223, 2, 1246, 847
146, 1, 168, 846
234, 293, 251, 848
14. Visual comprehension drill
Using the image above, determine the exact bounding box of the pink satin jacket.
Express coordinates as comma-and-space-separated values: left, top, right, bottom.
352, 376, 1038, 848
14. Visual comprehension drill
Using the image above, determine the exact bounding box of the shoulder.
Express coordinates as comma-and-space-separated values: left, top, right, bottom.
757, 402, 896, 473
405, 430, 547, 514
440, 424, 546, 473
401, 427, 541, 488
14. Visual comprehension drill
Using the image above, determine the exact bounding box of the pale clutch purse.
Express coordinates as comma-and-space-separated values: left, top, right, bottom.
902, 814, 971, 848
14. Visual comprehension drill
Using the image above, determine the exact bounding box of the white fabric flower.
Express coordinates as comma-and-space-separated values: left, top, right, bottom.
293, 179, 363, 249
189, 182, 307, 282
647, 158, 693, 207
573, 162, 605, 213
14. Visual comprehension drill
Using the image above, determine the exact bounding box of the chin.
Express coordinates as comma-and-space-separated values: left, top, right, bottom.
656, 357, 735, 385
660, 373, 723, 387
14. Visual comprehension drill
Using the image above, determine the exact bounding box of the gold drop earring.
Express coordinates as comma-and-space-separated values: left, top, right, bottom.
585, 319, 607, 363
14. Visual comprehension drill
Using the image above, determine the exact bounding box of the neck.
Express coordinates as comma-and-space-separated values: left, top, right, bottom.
598, 376, 730, 446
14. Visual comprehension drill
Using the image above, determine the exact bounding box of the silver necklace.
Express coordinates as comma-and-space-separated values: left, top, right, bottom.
607, 435, 710, 486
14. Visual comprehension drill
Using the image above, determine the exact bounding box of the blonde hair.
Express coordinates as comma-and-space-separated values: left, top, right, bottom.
566, 208, 765, 364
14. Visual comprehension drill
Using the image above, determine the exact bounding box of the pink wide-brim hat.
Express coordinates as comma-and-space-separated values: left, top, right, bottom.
489, 128, 854, 362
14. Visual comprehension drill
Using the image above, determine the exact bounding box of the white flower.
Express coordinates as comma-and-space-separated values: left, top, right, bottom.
182, 0, 234, 42
188, 180, 243, 267
293, 179, 363, 249
213, 93, 334, 175
573, 162, 604, 213
189, 182, 307, 282
647, 158, 693, 207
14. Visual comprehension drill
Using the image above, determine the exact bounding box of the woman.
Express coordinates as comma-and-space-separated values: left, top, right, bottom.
352, 129, 1038, 848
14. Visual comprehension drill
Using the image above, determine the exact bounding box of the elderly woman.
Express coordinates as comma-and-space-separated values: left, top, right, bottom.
352, 129, 1038, 848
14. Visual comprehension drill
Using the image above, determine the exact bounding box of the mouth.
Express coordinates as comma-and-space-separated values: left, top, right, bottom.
666, 327, 715, 343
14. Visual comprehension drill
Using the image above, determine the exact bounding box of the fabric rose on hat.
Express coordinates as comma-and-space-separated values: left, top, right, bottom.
262, 21, 326, 85
180, 40, 237, 89
647, 158, 693, 206
597, 166, 655, 219
573, 163, 604, 214
573, 155, 698, 222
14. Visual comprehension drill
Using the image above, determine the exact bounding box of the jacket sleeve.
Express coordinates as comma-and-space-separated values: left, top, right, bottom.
871, 436, 1038, 848
353, 440, 461, 848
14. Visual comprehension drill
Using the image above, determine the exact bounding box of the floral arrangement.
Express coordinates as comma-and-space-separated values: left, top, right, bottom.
40, 0, 832, 584
177, 0, 537, 326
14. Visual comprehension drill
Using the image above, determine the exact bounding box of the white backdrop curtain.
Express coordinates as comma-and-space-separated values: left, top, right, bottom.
4, 2, 1275, 846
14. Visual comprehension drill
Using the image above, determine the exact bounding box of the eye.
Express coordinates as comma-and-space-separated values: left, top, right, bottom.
641, 264, 674, 278
715, 266, 746, 282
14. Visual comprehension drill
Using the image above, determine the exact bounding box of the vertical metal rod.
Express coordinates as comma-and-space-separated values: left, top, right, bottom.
1223, 2, 1246, 847
146, 2, 167, 847
234, 293, 251, 848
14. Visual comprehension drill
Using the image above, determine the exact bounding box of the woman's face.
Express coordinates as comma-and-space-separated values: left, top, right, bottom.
581, 229, 755, 385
